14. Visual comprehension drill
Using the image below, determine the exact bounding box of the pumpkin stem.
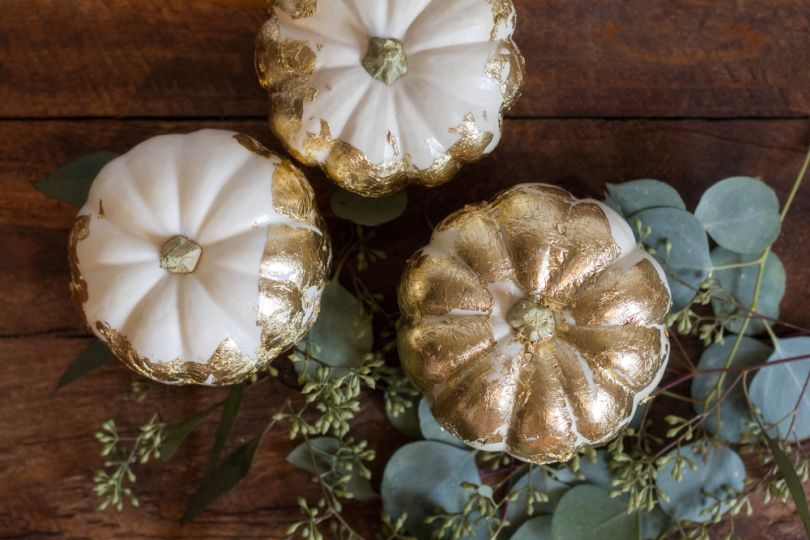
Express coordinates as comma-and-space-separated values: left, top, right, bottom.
160, 236, 202, 274
507, 298, 557, 342
362, 37, 408, 85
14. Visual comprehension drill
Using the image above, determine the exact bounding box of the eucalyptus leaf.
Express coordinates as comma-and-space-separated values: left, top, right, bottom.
691, 337, 772, 443
695, 177, 781, 254
331, 187, 408, 227
58, 339, 116, 387
381, 441, 480, 538
749, 337, 810, 441
34, 152, 119, 206
160, 401, 223, 462
505, 466, 575, 533
387, 393, 422, 439
711, 248, 785, 336
606, 179, 686, 217
418, 396, 468, 449
634, 207, 712, 311
287, 437, 376, 502
511, 515, 552, 540
296, 280, 373, 377
551, 485, 640, 540
570, 450, 613, 489
655, 443, 745, 523
182, 435, 262, 522
759, 426, 810, 537
206, 384, 244, 474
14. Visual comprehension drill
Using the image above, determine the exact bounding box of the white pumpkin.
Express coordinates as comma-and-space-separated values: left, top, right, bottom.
256, 0, 525, 197
398, 184, 672, 463
69, 129, 332, 385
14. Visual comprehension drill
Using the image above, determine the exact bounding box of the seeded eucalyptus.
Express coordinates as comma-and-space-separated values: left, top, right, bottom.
55, 146, 810, 539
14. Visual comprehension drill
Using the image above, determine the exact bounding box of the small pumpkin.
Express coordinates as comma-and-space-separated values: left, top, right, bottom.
398, 184, 671, 463
256, 0, 525, 198
69, 129, 332, 385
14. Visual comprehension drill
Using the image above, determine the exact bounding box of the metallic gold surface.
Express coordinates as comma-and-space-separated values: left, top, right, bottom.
362, 37, 408, 85
397, 184, 671, 463
68, 215, 91, 329
431, 347, 521, 446
398, 315, 494, 391
255, 1, 525, 197
399, 254, 492, 319
571, 258, 670, 327
486, 0, 516, 39
439, 206, 516, 283
234, 133, 274, 159
486, 39, 525, 113
97, 322, 258, 386
272, 0, 318, 19
272, 159, 318, 222
159, 236, 202, 275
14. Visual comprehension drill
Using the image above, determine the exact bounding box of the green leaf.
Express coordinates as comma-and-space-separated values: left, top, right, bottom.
655, 443, 745, 523
331, 187, 408, 227
506, 467, 575, 533
634, 207, 712, 311
695, 177, 781, 254
606, 180, 686, 217
182, 435, 262, 522
387, 393, 422, 439
511, 515, 552, 540
418, 396, 468, 449
160, 401, 224, 463
381, 441, 480, 538
287, 437, 377, 502
759, 426, 810, 538
206, 384, 245, 474
749, 337, 810, 440
551, 485, 640, 540
711, 248, 785, 336
571, 450, 613, 489
296, 280, 373, 377
691, 337, 772, 442
34, 152, 119, 206
58, 339, 116, 387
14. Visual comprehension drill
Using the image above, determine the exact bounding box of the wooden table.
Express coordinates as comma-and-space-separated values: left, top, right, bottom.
1, 1, 809, 538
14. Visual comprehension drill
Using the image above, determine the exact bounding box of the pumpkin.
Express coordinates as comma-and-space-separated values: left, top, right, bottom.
397, 184, 671, 463
255, 0, 525, 198
68, 129, 332, 386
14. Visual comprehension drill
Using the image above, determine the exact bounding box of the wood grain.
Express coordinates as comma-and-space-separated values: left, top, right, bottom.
0, 0, 808, 119
3, 0, 810, 537
1, 119, 809, 538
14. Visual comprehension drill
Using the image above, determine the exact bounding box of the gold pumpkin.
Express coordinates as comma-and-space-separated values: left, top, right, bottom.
398, 184, 671, 463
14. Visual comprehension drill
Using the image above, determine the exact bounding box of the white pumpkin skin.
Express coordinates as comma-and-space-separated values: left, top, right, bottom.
256, 0, 525, 197
69, 130, 332, 385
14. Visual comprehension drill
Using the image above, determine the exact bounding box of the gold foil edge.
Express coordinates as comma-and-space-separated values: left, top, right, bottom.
97, 322, 258, 386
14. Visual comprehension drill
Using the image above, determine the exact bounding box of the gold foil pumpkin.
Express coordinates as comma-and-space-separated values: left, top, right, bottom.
255, 0, 525, 197
69, 130, 332, 386
398, 184, 671, 463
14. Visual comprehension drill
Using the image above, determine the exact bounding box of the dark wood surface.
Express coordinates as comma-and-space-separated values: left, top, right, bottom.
1, 1, 809, 538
